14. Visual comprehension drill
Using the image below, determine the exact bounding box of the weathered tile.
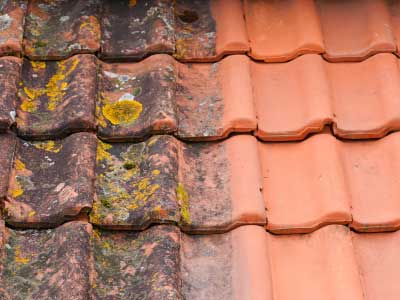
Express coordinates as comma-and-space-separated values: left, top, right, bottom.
259, 133, 351, 233
0, 0, 26, 56
0, 221, 92, 300
174, 0, 248, 61
244, 0, 324, 62
17, 54, 97, 139
0, 56, 20, 131
317, 0, 396, 62
90, 135, 180, 229
0, 133, 16, 200
92, 225, 181, 300
176, 55, 256, 140
179, 135, 265, 233
23, 0, 100, 59
100, 0, 174, 61
267, 225, 364, 300
181, 225, 272, 300
97, 55, 177, 141
5, 133, 97, 227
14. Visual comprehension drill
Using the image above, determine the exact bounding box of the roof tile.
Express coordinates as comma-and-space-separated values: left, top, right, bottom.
23, 0, 100, 60
0, 221, 92, 300
244, 0, 324, 62
0, 0, 26, 56
4, 132, 97, 227
0, 133, 16, 200
0, 56, 21, 131
17, 54, 97, 139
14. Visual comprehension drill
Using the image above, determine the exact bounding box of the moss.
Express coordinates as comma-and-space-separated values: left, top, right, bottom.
177, 183, 191, 224
102, 99, 143, 125
100, 197, 112, 209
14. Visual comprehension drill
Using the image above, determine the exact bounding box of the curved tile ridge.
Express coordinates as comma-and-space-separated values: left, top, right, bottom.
254, 53, 400, 141
90, 134, 266, 233
260, 131, 400, 234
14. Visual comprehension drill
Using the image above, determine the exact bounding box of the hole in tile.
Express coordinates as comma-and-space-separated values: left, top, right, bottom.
178, 10, 198, 23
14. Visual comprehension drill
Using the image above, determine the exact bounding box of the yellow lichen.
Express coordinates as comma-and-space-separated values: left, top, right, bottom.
128, 178, 160, 209
177, 183, 191, 224
30, 61, 46, 72
102, 100, 143, 125
15, 246, 30, 264
96, 141, 112, 162
33, 141, 62, 153
14, 159, 26, 171
11, 179, 24, 198
152, 169, 160, 176
28, 211, 36, 217
96, 105, 107, 128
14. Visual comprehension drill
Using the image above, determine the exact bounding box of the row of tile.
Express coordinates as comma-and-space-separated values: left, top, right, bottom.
1, 222, 399, 300
3, 53, 400, 141
2, 131, 400, 233
3, 0, 400, 62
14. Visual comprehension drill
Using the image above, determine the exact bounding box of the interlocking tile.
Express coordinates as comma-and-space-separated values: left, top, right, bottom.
0, 56, 21, 131
100, 0, 175, 61
0, 221, 92, 300
23, 0, 100, 60
0, 0, 26, 56
91, 135, 180, 229
97, 55, 177, 141
0, 134, 16, 200
174, 0, 248, 61
97, 54, 256, 141
91, 135, 265, 232
253, 53, 400, 140
181, 225, 271, 300
17, 54, 97, 139
92, 225, 181, 299
317, 0, 396, 62
4, 133, 97, 228
244, 0, 324, 62
267, 225, 364, 300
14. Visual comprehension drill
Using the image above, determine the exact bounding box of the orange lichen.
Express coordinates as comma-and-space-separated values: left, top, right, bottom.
102, 99, 143, 125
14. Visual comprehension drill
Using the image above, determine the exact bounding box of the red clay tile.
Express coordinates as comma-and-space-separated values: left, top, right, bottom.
0, 56, 21, 131
100, 0, 174, 61
181, 225, 271, 300
267, 225, 364, 300
329, 53, 400, 139
97, 55, 177, 141
0, 0, 26, 56
0, 221, 92, 300
259, 133, 351, 233
244, 0, 324, 62
352, 230, 400, 300
92, 225, 181, 300
344, 133, 400, 232
90, 136, 180, 229
317, 0, 396, 62
174, 0, 248, 62
0, 134, 16, 200
4, 133, 97, 228
17, 54, 97, 139
23, 0, 100, 60
252, 54, 332, 141
179, 135, 265, 233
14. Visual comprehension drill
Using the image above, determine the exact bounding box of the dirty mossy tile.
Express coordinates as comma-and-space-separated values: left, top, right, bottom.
100, 0, 174, 60
97, 55, 177, 141
0, 221, 92, 300
4, 133, 97, 227
0, 0, 26, 56
0, 133, 16, 199
174, 0, 216, 61
17, 54, 97, 139
90, 135, 180, 229
0, 56, 21, 131
23, 0, 100, 59
92, 225, 181, 300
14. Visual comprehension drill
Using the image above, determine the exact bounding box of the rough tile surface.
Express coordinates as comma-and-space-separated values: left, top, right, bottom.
23, 0, 100, 59
0, 0, 26, 56
4, 133, 97, 227
0, 134, 16, 200
17, 54, 97, 139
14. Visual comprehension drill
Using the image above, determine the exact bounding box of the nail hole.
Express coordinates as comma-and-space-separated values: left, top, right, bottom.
178, 10, 199, 23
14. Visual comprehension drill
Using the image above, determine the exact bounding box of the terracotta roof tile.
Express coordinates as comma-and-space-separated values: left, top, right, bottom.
0, 0, 26, 57
0, 133, 16, 200
17, 54, 97, 139
91, 134, 265, 232
23, 0, 100, 60
5, 133, 97, 228
0, 56, 21, 132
